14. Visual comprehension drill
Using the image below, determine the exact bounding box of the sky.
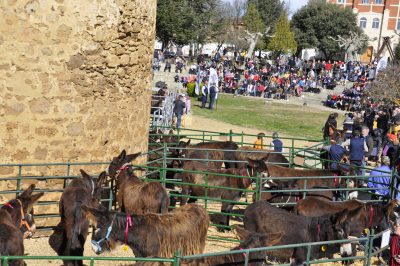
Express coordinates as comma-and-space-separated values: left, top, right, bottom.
284, 0, 308, 15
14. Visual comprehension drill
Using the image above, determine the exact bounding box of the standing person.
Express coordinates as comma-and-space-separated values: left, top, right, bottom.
201, 81, 208, 109
367, 156, 392, 199
208, 63, 219, 110
343, 130, 368, 179
270, 132, 284, 153
323, 113, 338, 141
390, 219, 400, 266
173, 95, 186, 130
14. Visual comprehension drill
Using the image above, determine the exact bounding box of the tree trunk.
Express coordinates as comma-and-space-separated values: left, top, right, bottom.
246, 34, 259, 59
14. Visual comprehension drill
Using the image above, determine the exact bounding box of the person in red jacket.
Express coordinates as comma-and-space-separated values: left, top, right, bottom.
391, 220, 400, 266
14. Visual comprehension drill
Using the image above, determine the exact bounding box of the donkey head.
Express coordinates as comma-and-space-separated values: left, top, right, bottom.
107, 150, 141, 180
234, 225, 283, 248
82, 204, 115, 255
79, 169, 106, 200
14, 184, 44, 238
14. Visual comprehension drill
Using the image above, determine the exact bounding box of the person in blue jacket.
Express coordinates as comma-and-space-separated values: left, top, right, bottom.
270, 132, 284, 153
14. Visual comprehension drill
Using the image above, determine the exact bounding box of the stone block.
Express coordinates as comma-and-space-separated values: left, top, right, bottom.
66, 122, 84, 136
28, 98, 51, 114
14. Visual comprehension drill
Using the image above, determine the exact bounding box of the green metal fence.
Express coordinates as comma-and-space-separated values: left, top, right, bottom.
0, 128, 396, 265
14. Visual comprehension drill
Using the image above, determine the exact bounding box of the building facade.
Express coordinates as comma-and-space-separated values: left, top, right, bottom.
328, 0, 400, 61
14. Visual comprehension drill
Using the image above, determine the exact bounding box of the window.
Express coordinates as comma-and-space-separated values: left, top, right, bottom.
337, 0, 345, 3
375, 0, 382, 4
359, 17, 367, 28
397, 19, 400, 30
361, 0, 370, 3
372, 18, 380, 29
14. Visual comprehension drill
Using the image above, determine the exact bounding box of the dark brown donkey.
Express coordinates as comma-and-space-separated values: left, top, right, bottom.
0, 184, 44, 266
107, 150, 169, 214
244, 200, 357, 266
234, 147, 290, 168
172, 140, 239, 169
175, 158, 264, 230
52, 170, 105, 266
83, 203, 209, 258
257, 159, 345, 204
295, 198, 397, 235
133, 226, 283, 266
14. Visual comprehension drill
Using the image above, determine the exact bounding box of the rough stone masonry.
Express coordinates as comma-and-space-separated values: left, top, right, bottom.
0, 0, 157, 214
0, 0, 156, 168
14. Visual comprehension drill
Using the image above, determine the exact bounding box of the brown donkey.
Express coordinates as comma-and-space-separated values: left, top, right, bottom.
83, 203, 209, 258
0, 184, 44, 266
107, 150, 169, 214
51, 170, 105, 266
133, 226, 283, 266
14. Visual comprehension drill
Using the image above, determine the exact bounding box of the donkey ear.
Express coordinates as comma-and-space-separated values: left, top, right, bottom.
233, 225, 251, 240
28, 192, 44, 204
80, 169, 92, 180
246, 158, 259, 168
186, 139, 191, 146
19, 184, 36, 198
333, 208, 350, 225
125, 152, 141, 163
97, 171, 107, 183
81, 205, 103, 224
118, 150, 127, 160
265, 231, 284, 246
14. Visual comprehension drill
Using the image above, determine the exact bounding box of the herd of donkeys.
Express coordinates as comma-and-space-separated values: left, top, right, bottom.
0, 137, 399, 266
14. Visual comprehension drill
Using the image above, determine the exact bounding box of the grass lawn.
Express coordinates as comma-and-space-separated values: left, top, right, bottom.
193, 95, 338, 140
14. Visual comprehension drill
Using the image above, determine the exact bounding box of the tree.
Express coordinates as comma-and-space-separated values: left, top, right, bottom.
243, 3, 265, 34
267, 12, 297, 55
248, 0, 285, 32
241, 3, 266, 58
369, 64, 400, 105
291, 0, 364, 59
156, 0, 225, 49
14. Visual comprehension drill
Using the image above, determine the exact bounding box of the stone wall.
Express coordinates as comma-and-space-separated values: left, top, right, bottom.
0, 0, 156, 219
0, 0, 156, 167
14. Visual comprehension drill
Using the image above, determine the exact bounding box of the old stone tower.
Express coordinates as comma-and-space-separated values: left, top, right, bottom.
0, 0, 156, 165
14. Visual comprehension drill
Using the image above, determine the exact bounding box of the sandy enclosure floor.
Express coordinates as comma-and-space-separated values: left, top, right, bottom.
22, 199, 382, 266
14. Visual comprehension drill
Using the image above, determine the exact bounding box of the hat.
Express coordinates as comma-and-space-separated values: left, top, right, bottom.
382, 156, 390, 165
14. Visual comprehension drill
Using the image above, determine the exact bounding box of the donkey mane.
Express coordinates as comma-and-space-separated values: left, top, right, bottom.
112, 204, 209, 257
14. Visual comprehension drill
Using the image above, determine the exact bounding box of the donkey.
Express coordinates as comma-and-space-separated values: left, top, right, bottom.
295, 198, 397, 238
0, 184, 44, 266
51, 170, 105, 266
133, 226, 283, 266
82, 203, 209, 258
244, 200, 359, 265
234, 147, 290, 168
107, 150, 169, 214
171, 140, 239, 169
175, 158, 264, 230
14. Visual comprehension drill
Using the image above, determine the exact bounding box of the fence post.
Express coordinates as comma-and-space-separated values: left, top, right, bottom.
173, 251, 181, 266
2, 257, 8, 266
161, 143, 167, 188
205, 173, 209, 210
306, 244, 312, 266
65, 163, 71, 189
390, 168, 397, 199
241, 131, 244, 147
229, 129, 233, 142
16, 165, 22, 197
365, 231, 374, 266
255, 173, 261, 201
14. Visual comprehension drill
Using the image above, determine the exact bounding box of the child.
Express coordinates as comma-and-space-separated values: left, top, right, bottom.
270, 132, 284, 153
254, 133, 265, 149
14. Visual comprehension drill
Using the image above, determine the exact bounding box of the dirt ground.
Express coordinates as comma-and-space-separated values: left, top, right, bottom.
17, 72, 373, 265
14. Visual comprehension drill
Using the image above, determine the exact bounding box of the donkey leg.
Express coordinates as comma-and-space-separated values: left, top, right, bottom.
180, 186, 190, 206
